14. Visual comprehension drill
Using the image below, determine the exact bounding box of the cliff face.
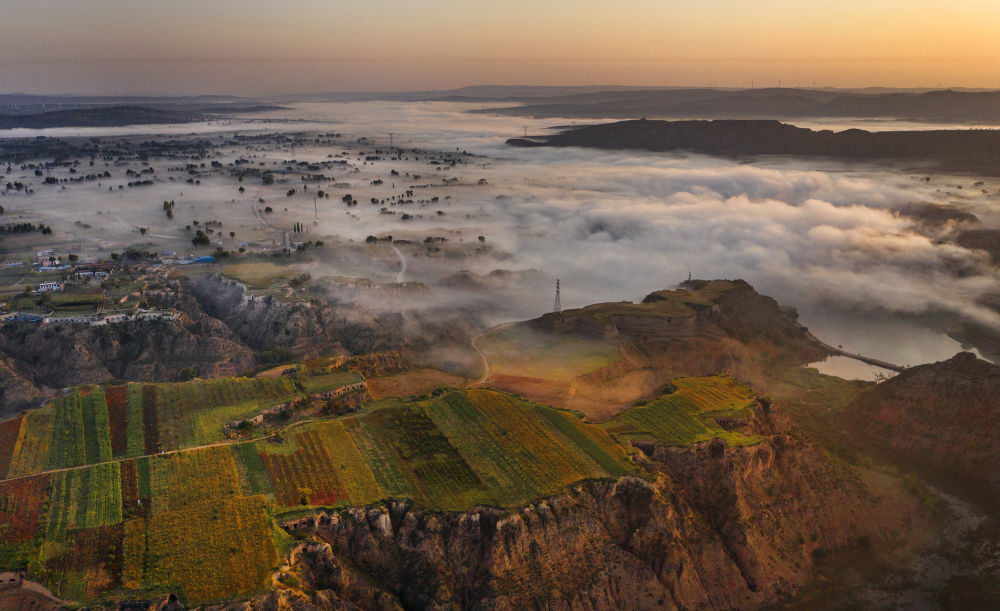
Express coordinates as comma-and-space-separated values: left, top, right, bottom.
0, 317, 254, 402
264, 407, 924, 610
180, 274, 345, 358
0, 352, 45, 416
845, 351, 1000, 504
180, 273, 488, 364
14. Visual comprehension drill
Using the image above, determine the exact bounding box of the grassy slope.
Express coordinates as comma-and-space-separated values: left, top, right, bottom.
602, 375, 762, 446
480, 323, 622, 382
220, 262, 296, 290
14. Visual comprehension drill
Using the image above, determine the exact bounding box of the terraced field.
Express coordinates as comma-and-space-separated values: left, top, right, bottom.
0, 377, 300, 479
0, 369, 757, 606
601, 375, 761, 446
300, 370, 363, 394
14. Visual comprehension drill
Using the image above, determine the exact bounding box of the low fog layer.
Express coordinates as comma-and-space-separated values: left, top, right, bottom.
4, 101, 997, 374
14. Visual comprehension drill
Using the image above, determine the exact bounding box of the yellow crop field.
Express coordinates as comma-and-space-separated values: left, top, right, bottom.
221, 262, 296, 289
313, 420, 384, 505
144, 496, 278, 603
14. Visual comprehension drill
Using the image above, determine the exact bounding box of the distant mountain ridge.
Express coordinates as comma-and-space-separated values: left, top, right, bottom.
508, 118, 1000, 172
0, 105, 204, 129
478, 87, 1000, 123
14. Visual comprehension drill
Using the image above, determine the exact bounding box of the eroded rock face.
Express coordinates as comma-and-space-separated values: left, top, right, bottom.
271, 425, 925, 610
0, 353, 44, 416
0, 318, 254, 406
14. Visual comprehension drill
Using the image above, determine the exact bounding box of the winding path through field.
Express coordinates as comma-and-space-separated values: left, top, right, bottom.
391, 244, 407, 283
469, 321, 517, 387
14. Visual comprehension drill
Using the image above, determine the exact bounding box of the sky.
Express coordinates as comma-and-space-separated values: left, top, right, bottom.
1, 0, 998, 95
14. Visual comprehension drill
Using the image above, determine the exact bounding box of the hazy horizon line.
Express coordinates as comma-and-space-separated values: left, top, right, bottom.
3, 83, 999, 99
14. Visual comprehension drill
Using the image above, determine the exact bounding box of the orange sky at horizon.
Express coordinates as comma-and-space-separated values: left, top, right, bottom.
1, 0, 997, 94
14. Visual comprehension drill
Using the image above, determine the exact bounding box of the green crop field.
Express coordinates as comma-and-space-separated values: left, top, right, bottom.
3, 378, 301, 479
300, 370, 363, 394
602, 375, 761, 446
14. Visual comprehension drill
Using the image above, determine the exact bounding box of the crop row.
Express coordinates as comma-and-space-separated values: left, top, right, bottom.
45, 462, 122, 541
260, 430, 346, 506
0, 475, 50, 545
241, 390, 629, 512
0, 416, 22, 478
2, 377, 303, 479
603, 376, 762, 446
672, 376, 756, 412
143, 495, 278, 603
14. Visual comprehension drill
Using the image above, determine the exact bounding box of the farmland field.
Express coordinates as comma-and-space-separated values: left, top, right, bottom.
105, 385, 129, 456
0, 416, 22, 478
5, 409, 52, 477
365, 368, 466, 399
259, 429, 347, 506
220, 262, 296, 289
602, 375, 761, 446
300, 370, 363, 394
3, 378, 302, 479
144, 495, 278, 603
0, 379, 649, 605
254, 389, 630, 511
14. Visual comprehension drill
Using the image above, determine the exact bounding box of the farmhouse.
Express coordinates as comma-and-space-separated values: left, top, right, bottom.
34, 281, 64, 293
74, 262, 117, 278
43, 314, 97, 325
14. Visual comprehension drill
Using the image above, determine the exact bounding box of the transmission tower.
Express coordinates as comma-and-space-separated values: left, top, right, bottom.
553, 279, 561, 312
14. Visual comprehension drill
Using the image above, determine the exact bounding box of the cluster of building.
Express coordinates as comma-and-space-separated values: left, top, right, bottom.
0, 308, 180, 326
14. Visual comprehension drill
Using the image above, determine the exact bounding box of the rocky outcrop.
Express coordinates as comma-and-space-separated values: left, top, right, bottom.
179, 274, 344, 358
845, 351, 1000, 505
0, 353, 45, 416
0, 316, 254, 404
271, 417, 925, 610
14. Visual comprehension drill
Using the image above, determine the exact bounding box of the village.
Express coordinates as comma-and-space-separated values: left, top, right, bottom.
0, 249, 202, 325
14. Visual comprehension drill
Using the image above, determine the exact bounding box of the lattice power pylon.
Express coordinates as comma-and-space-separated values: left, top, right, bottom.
553, 279, 561, 312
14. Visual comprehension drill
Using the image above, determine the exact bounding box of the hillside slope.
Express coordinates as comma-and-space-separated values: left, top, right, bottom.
479, 279, 829, 419
845, 352, 1000, 504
